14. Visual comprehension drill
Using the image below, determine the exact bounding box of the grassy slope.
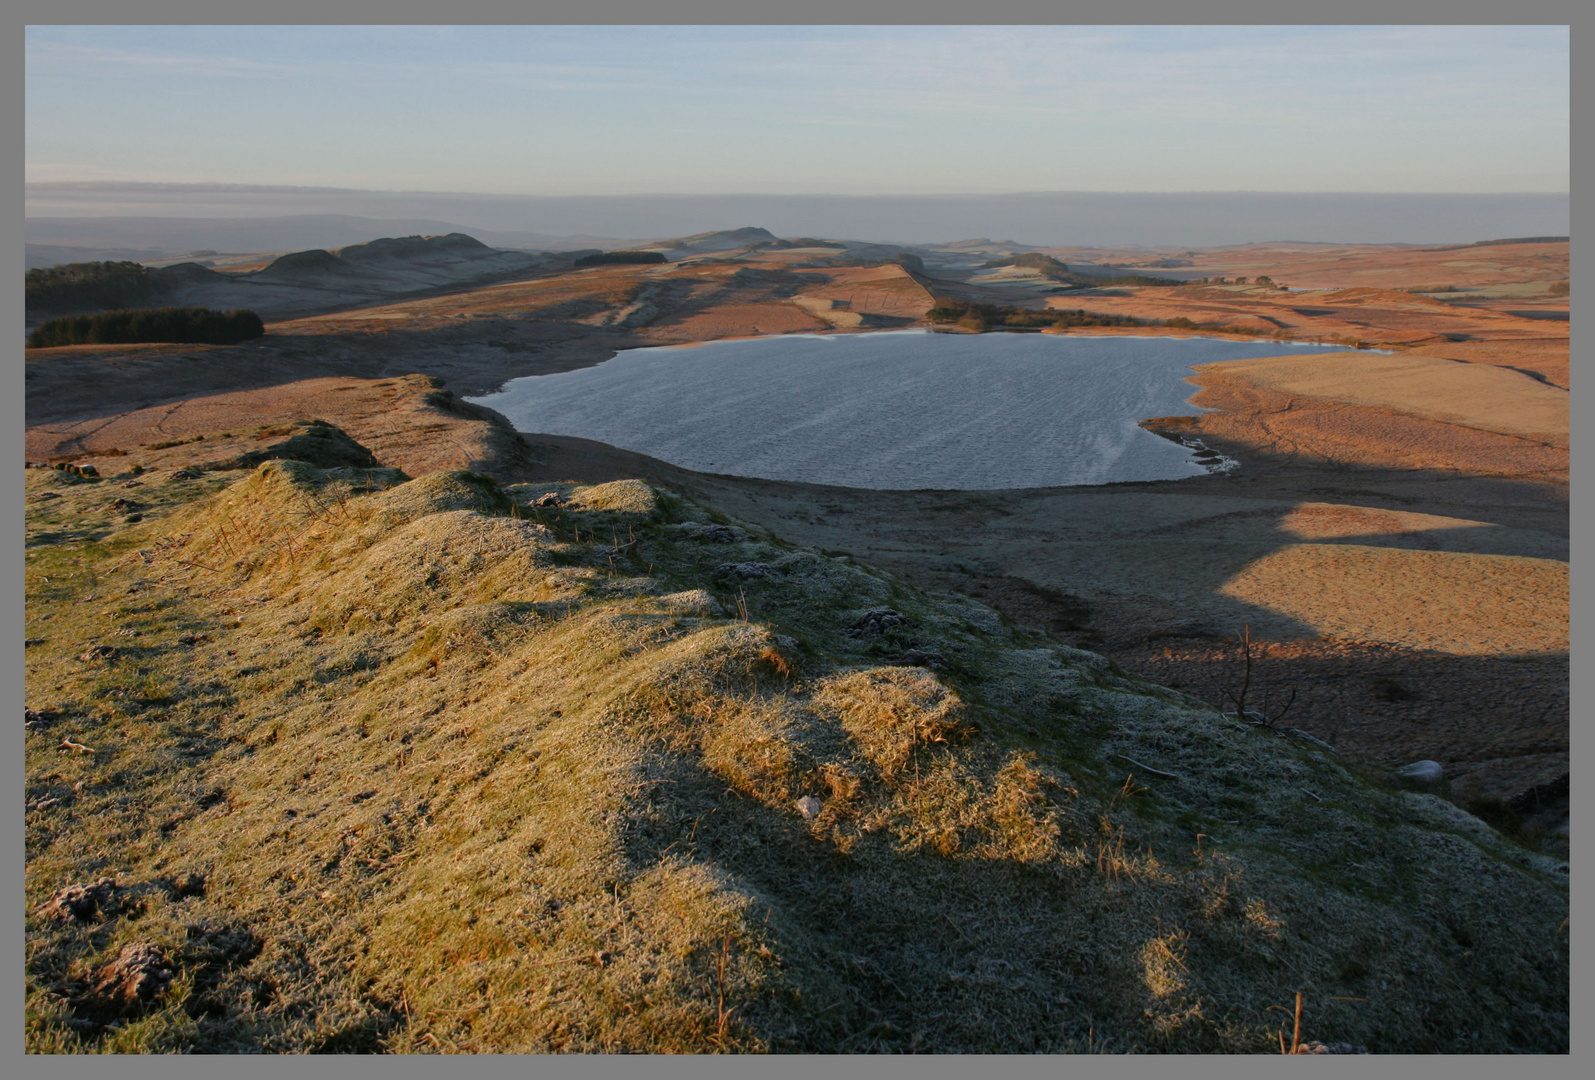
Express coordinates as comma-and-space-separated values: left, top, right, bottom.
24, 460, 1568, 1053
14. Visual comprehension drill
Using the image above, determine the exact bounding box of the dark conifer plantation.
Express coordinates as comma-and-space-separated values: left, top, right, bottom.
27, 307, 266, 348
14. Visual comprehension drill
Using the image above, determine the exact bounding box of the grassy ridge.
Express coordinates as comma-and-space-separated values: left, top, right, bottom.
24, 457, 1568, 1053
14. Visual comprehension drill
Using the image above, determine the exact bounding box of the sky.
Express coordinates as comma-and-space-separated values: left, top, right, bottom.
25, 25, 1569, 197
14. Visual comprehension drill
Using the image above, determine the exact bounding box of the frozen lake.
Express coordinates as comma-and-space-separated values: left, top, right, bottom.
469, 331, 1342, 490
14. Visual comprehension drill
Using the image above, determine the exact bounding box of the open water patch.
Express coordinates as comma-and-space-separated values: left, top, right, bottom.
469, 330, 1344, 490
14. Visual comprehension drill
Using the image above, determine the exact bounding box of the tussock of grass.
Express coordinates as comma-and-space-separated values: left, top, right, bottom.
26, 460, 1568, 1053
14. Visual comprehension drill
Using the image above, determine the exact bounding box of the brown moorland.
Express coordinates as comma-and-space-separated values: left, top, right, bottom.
25, 232, 1567, 1052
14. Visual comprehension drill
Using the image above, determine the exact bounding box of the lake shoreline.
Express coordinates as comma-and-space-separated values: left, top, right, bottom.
469, 330, 1344, 491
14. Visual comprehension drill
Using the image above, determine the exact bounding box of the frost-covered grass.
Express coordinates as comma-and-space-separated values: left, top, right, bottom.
25, 461, 1568, 1053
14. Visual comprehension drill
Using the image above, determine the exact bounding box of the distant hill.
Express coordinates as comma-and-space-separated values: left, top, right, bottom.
27, 243, 176, 271
25, 233, 566, 327
1473, 236, 1568, 246
25, 214, 480, 257
643, 226, 783, 259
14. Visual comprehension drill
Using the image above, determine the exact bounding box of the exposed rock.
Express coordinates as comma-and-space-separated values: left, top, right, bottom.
78, 644, 118, 662
1294, 1041, 1368, 1054
795, 796, 823, 820
847, 608, 912, 637
170, 469, 203, 481
70, 941, 174, 1025
25, 707, 58, 730
533, 492, 563, 508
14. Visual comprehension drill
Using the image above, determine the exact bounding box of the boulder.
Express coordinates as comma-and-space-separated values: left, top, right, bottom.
846, 608, 911, 637
1396, 760, 1444, 785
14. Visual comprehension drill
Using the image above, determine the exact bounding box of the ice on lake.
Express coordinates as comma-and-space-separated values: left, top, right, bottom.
468, 330, 1343, 490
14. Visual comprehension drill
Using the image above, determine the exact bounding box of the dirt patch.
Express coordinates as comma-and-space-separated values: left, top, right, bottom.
70, 942, 175, 1027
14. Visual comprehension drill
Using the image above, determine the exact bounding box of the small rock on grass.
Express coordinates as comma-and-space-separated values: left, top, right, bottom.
795, 796, 823, 820
847, 608, 911, 637
78, 645, 117, 663
1294, 1042, 1368, 1054
1396, 760, 1444, 784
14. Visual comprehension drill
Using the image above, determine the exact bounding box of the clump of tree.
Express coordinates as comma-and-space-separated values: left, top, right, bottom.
926, 299, 1142, 331
1548, 280, 1569, 296
28, 307, 265, 348
574, 251, 668, 267
1082, 272, 1184, 287
1162, 316, 1300, 339
26, 260, 159, 312
983, 255, 1182, 288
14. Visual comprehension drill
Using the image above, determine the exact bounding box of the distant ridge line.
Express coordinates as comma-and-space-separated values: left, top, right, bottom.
1473, 236, 1568, 245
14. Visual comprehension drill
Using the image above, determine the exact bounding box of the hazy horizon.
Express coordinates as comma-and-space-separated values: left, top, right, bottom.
24, 183, 1572, 250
